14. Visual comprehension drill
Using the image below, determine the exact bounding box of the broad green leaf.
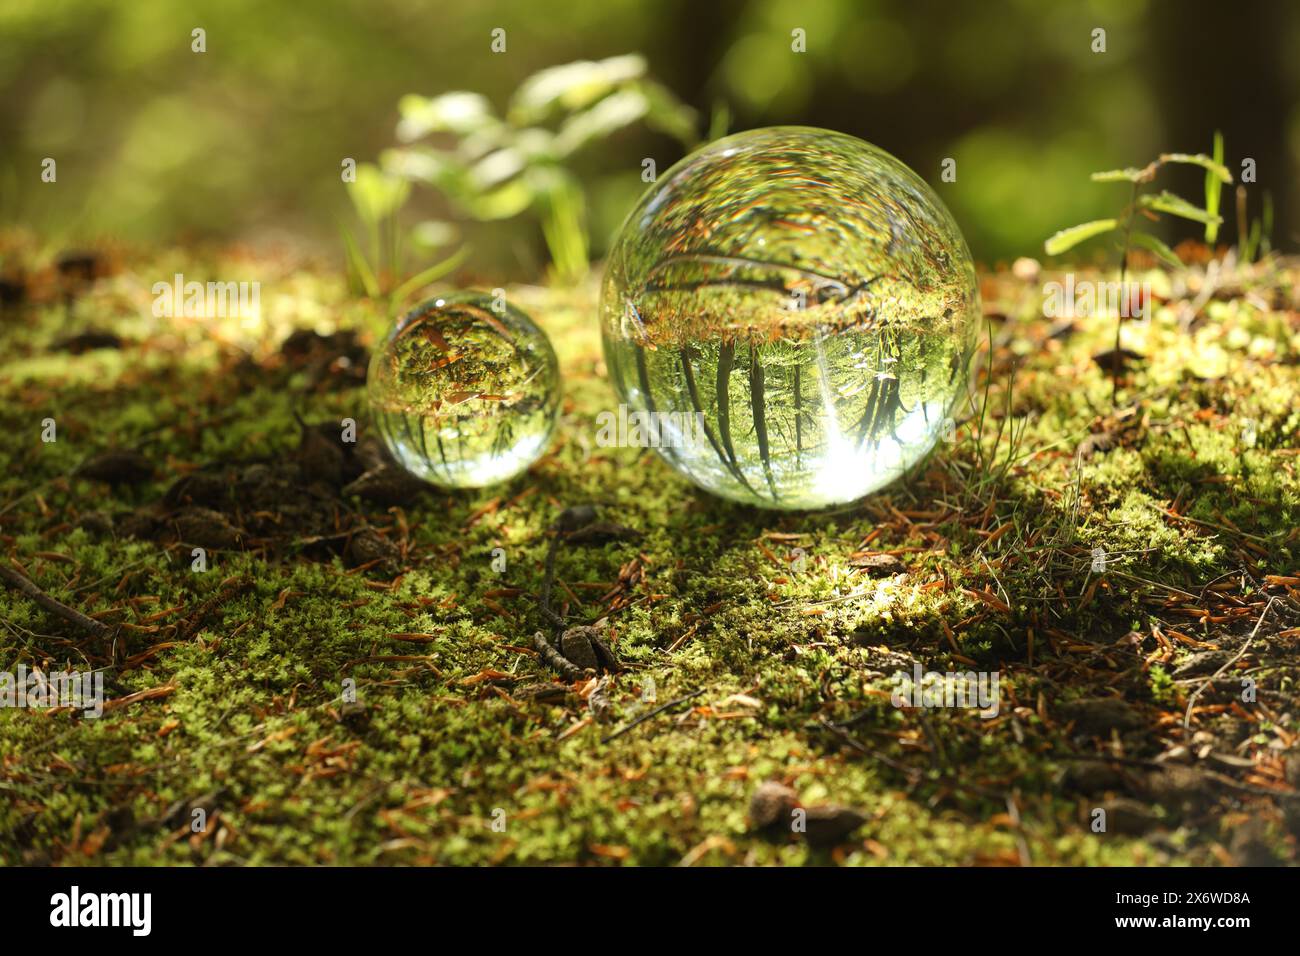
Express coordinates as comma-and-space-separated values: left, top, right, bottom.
553, 88, 649, 156
1044, 219, 1118, 256
525, 164, 585, 203
512, 128, 558, 162
455, 125, 514, 163
396, 92, 496, 142
509, 54, 646, 124
469, 148, 528, 190
1139, 190, 1222, 226
1130, 231, 1183, 269
1204, 131, 1224, 243
457, 178, 534, 221
1160, 152, 1231, 184
409, 220, 458, 251
381, 147, 468, 192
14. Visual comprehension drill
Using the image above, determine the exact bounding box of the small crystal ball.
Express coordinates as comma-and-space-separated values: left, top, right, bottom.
599, 126, 980, 510
367, 292, 560, 489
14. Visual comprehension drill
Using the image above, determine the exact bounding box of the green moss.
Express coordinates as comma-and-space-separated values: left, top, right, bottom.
1, 247, 1297, 866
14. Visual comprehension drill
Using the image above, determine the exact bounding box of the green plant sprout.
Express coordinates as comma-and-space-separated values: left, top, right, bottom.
1235, 187, 1274, 265
380, 54, 699, 284
1199, 131, 1271, 264
341, 163, 468, 312
1044, 139, 1233, 403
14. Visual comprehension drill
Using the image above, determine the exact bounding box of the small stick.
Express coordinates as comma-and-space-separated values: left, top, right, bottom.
532, 631, 587, 682
818, 718, 920, 779
536, 530, 568, 630
1005, 793, 1032, 867
1112, 180, 1138, 406
175, 577, 252, 642
533, 507, 633, 677
601, 688, 704, 744
0, 563, 112, 638
1183, 597, 1274, 730
1051, 752, 1300, 802
817, 718, 1004, 799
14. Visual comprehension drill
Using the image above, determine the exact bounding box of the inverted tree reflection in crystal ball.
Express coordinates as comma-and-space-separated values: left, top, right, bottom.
367, 293, 560, 489
599, 126, 980, 510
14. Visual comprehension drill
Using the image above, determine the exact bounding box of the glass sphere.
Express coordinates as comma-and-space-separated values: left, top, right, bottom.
367, 292, 560, 489
599, 126, 979, 510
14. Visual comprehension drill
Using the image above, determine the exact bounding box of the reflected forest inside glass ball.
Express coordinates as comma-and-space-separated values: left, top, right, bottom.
367, 293, 560, 489
600, 126, 980, 510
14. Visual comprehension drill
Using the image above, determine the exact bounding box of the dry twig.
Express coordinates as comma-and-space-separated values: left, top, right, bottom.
0, 563, 112, 639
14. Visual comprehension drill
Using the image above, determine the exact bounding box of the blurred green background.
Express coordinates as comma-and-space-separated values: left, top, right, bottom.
3, 0, 1297, 275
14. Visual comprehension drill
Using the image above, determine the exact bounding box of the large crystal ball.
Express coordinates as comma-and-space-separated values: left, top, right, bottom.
600, 126, 979, 509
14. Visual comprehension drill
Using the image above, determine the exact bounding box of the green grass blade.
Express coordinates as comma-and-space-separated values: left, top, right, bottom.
1204, 131, 1225, 243
340, 224, 380, 299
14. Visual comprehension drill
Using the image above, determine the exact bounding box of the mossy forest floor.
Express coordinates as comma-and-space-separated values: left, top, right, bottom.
1, 235, 1298, 866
